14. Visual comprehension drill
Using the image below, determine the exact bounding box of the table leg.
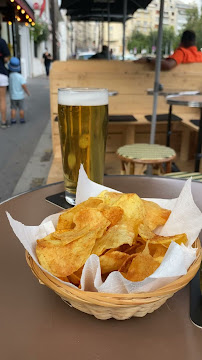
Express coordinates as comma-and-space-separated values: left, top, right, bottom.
194, 107, 202, 172
180, 126, 190, 161
166, 105, 172, 147
124, 125, 135, 144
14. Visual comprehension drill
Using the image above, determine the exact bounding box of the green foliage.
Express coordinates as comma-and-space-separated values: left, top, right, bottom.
32, 20, 49, 44
147, 27, 177, 54
183, 7, 202, 49
127, 31, 149, 53
185, 7, 199, 25
127, 26, 179, 55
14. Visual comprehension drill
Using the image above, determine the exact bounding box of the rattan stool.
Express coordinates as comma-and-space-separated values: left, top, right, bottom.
117, 143, 176, 175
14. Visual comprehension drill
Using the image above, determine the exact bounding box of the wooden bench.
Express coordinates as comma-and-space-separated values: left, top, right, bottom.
47, 61, 202, 184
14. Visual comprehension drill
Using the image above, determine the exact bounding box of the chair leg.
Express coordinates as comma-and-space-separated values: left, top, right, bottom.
121, 161, 126, 175
129, 162, 135, 175
165, 161, 172, 173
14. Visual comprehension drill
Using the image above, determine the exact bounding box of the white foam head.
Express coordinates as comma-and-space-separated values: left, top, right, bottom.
58, 88, 108, 106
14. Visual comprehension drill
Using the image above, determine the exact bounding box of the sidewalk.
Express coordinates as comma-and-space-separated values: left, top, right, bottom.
12, 76, 53, 196
0, 76, 53, 202
12, 120, 53, 196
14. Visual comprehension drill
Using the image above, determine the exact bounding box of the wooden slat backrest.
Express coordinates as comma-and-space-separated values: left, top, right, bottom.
50, 60, 202, 154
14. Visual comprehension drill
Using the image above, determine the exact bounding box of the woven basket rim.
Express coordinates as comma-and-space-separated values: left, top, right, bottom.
25, 238, 201, 307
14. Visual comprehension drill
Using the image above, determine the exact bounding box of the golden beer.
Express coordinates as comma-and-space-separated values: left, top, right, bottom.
58, 88, 108, 205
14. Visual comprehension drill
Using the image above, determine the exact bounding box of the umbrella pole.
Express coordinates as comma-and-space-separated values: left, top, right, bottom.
107, 0, 110, 60
150, 0, 165, 145
122, 0, 127, 61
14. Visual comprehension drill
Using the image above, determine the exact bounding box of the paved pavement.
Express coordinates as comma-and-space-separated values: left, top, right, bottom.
0, 76, 53, 202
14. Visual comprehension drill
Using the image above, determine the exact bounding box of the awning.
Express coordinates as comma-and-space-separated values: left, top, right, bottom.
1, 0, 35, 23
60, 0, 153, 22
15, 0, 35, 21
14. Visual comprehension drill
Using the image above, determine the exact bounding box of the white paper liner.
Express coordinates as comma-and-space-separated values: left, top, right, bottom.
7, 165, 202, 294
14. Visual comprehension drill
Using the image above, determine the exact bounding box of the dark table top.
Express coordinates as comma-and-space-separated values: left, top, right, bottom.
1, 176, 202, 360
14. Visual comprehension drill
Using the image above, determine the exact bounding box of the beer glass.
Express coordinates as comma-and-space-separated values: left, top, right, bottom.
58, 88, 108, 205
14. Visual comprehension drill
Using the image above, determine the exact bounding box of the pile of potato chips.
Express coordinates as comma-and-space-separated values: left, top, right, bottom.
36, 191, 188, 287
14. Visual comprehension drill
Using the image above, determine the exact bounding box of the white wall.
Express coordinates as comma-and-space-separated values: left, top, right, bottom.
32, 57, 45, 77
58, 21, 68, 60
19, 26, 32, 79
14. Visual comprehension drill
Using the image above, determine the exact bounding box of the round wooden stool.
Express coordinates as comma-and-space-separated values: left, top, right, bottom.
117, 143, 176, 175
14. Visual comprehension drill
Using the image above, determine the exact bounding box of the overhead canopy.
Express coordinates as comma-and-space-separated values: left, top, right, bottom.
14, 0, 35, 21
0, 0, 35, 23
60, 0, 153, 22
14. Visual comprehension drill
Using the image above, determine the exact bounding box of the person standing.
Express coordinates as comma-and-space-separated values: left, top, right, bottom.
0, 25, 10, 129
8, 57, 30, 124
43, 48, 52, 76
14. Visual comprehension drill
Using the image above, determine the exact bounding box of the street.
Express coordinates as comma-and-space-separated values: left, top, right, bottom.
0, 76, 51, 202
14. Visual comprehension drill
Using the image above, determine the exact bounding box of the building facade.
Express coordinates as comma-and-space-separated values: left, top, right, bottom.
102, 0, 194, 57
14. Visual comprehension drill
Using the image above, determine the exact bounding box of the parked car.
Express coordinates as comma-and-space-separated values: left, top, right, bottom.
116, 54, 137, 61
76, 51, 96, 60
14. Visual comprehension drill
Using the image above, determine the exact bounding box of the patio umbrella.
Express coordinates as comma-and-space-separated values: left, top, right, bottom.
60, 0, 153, 59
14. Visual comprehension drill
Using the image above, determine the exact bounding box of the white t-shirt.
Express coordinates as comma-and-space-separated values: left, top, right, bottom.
9, 72, 26, 100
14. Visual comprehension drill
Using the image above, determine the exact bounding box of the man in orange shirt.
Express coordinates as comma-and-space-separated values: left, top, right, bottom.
137, 30, 202, 71
166, 30, 202, 69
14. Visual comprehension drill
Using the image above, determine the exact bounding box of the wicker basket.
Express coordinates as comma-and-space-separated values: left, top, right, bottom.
26, 239, 201, 320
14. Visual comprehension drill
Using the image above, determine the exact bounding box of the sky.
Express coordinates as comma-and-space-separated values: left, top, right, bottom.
179, 0, 199, 6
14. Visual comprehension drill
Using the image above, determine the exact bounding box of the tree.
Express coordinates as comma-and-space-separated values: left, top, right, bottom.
127, 26, 178, 55
183, 7, 202, 49
127, 31, 149, 53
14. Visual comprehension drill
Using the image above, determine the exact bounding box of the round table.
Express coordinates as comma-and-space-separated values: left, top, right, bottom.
147, 89, 199, 96
108, 90, 118, 96
1, 177, 202, 359
167, 95, 202, 172
117, 143, 176, 174
147, 89, 200, 147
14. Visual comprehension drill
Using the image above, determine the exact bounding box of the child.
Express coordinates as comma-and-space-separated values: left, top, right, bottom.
8, 57, 30, 124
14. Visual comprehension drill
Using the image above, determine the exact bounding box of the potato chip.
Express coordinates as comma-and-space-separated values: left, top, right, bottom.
56, 209, 75, 231
74, 266, 83, 279
97, 190, 122, 205
143, 200, 171, 230
114, 194, 146, 224
99, 250, 129, 274
44, 226, 91, 245
132, 244, 146, 254
56, 197, 103, 231
91, 224, 135, 256
58, 276, 70, 282
124, 244, 138, 255
149, 233, 188, 248
121, 253, 160, 282
99, 206, 124, 227
73, 208, 110, 237
118, 254, 136, 274
68, 273, 80, 286
138, 223, 156, 240
36, 229, 99, 277
139, 223, 188, 248
35, 190, 183, 287
148, 243, 167, 258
